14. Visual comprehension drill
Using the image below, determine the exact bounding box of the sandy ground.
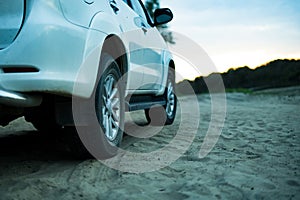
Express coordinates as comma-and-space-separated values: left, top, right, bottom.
0, 86, 299, 199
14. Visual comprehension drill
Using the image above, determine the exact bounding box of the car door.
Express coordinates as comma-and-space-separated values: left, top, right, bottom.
117, 0, 145, 91
127, 0, 167, 91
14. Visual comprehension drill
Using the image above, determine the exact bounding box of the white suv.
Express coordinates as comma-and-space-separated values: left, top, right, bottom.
0, 0, 176, 157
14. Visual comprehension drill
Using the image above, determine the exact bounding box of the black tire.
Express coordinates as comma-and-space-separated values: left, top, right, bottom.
67, 53, 125, 159
145, 68, 177, 126
95, 54, 124, 147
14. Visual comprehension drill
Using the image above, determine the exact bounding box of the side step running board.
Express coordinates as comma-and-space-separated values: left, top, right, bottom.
126, 100, 166, 112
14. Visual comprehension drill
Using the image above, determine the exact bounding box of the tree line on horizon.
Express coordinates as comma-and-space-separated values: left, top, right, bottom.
176, 59, 300, 94
143, 1, 300, 94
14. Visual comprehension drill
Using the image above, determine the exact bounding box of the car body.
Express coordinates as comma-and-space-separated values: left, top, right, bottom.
0, 0, 176, 157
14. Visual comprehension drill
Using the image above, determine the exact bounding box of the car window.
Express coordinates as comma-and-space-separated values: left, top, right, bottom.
122, 0, 133, 8
129, 0, 152, 25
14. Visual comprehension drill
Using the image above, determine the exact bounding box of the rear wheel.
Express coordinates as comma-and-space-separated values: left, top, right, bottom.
145, 68, 177, 125
67, 53, 125, 159
95, 55, 124, 147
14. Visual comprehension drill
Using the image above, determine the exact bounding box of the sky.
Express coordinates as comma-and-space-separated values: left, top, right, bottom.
159, 0, 300, 80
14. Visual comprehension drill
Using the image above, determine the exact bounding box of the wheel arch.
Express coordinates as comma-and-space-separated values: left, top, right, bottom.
169, 59, 175, 70
101, 34, 128, 78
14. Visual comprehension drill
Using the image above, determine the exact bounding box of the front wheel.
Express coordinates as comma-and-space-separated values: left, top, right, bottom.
145, 68, 177, 125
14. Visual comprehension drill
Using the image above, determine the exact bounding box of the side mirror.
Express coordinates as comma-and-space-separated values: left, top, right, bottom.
153, 8, 173, 26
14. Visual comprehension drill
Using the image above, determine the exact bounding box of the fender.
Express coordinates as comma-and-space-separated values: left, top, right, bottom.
74, 11, 126, 98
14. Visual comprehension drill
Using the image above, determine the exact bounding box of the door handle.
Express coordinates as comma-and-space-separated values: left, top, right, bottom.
141, 27, 148, 34
109, 0, 119, 14
141, 22, 148, 34
84, 0, 94, 4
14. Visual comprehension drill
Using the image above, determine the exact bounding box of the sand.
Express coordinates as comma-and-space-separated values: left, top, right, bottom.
0, 86, 299, 199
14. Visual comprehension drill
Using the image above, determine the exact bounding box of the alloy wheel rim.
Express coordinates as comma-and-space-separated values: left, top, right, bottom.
166, 82, 175, 117
101, 74, 120, 141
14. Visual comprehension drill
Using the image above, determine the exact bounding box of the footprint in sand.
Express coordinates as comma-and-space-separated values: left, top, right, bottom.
286, 180, 300, 187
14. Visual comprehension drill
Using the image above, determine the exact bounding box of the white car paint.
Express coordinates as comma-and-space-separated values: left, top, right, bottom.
0, 0, 173, 100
